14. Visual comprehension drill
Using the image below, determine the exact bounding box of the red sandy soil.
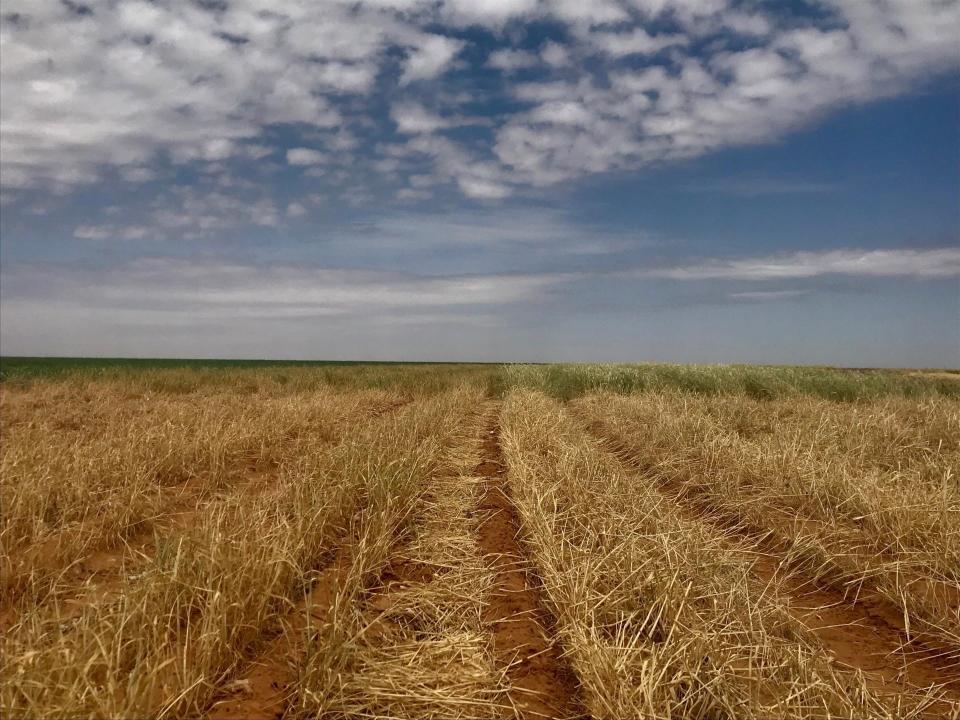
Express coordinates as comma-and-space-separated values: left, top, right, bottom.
476, 417, 585, 720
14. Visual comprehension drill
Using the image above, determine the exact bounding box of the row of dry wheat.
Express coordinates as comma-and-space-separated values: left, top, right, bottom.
2, 372, 958, 718
573, 391, 960, 650
1, 379, 407, 605
2, 384, 486, 718
501, 389, 956, 718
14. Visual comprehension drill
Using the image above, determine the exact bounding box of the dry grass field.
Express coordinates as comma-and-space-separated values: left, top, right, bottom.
1, 361, 958, 719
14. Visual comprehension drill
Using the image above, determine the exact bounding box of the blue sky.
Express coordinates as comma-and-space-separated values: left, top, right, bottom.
1, 0, 958, 366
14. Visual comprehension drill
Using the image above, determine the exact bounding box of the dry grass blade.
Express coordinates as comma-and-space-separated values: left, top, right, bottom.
2, 386, 473, 718
499, 389, 954, 719
573, 391, 960, 654
2, 364, 956, 720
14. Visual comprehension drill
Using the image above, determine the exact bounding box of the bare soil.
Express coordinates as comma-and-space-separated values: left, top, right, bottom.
0, 465, 279, 633
207, 550, 352, 720
476, 416, 584, 720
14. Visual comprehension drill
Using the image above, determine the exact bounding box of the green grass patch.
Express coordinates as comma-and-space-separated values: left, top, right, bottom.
494, 363, 960, 401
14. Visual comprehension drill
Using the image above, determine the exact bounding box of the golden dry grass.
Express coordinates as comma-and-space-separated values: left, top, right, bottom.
0, 378, 407, 607
290, 397, 506, 719
500, 389, 955, 719
573, 391, 960, 650
2, 379, 476, 718
1, 364, 957, 719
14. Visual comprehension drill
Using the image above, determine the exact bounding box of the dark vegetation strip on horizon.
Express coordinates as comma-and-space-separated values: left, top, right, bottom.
0, 356, 499, 377
1, 357, 957, 401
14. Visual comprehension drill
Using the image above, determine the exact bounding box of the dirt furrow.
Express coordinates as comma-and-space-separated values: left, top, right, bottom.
0, 399, 414, 632
476, 416, 583, 720
0, 462, 308, 637
94, 396, 412, 568
581, 417, 960, 708
207, 550, 352, 720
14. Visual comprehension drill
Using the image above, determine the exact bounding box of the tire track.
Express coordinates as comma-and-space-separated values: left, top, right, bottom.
476, 414, 584, 720
580, 415, 960, 711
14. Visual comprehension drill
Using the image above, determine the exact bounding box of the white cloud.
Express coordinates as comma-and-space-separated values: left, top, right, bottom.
73, 225, 113, 241
201, 139, 235, 161
323, 206, 645, 256
547, 0, 629, 26
402, 133, 517, 200
325, 131, 360, 152
1, 259, 565, 323
149, 187, 281, 236
286, 148, 326, 166
528, 101, 593, 126
396, 187, 433, 201
540, 41, 570, 67
456, 176, 511, 200
400, 34, 464, 84
488, 48, 539, 71
646, 248, 960, 280
391, 103, 450, 134
590, 28, 688, 57
286, 202, 307, 218
0, 0, 957, 202
729, 290, 810, 301
121, 166, 158, 183
74, 224, 150, 241
487, 1, 960, 190
442, 0, 538, 25
314, 61, 380, 93
721, 12, 771, 37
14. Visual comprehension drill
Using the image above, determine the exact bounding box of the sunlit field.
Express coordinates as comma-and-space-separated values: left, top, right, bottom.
2, 360, 958, 719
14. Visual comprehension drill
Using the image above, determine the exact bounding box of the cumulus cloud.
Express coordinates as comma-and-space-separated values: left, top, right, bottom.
441, 0, 538, 25
646, 248, 960, 280
147, 187, 281, 237
488, 48, 539, 71
286, 202, 307, 218
391, 103, 451, 134
401, 133, 516, 200
590, 28, 688, 57
455, 177, 511, 200
1, 0, 958, 200
540, 41, 570, 67
400, 34, 464, 84
286, 148, 326, 166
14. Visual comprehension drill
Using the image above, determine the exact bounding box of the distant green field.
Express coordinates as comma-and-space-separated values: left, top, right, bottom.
1, 357, 957, 401
0, 358, 499, 396
0, 357, 475, 379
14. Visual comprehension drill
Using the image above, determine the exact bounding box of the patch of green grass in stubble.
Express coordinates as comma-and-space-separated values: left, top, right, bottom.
494, 363, 960, 402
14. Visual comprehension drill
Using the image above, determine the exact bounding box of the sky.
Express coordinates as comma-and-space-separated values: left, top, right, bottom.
1, 0, 958, 366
